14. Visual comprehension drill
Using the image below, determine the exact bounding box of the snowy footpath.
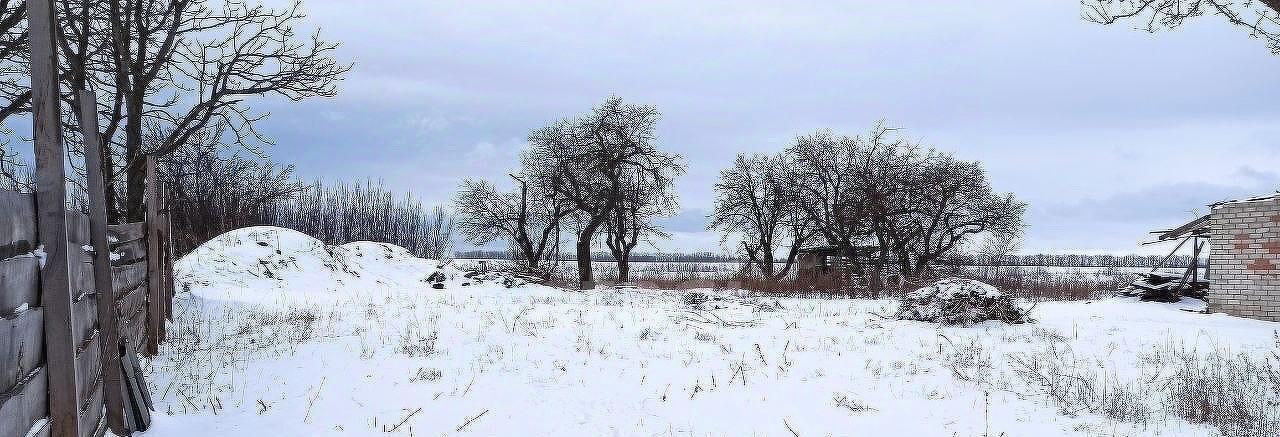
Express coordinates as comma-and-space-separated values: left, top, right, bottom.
132, 227, 1280, 436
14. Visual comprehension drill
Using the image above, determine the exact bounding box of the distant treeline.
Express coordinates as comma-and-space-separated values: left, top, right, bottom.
453, 250, 740, 263
942, 253, 1199, 268
456, 250, 1199, 268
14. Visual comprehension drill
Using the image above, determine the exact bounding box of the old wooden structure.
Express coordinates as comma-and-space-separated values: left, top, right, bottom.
796, 245, 880, 281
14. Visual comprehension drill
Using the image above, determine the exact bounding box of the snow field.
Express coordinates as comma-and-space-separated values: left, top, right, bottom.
136, 227, 1279, 436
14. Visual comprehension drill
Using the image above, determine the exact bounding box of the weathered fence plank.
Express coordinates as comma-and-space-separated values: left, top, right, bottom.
70, 296, 97, 348
0, 190, 36, 260
81, 88, 127, 435
69, 251, 95, 299
109, 262, 146, 297
0, 366, 49, 437
145, 157, 162, 356
76, 378, 103, 437
29, 0, 82, 433
0, 257, 39, 314
108, 239, 146, 267
0, 308, 43, 394
73, 331, 100, 407
105, 223, 145, 247
65, 213, 90, 246
114, 287, 145, 321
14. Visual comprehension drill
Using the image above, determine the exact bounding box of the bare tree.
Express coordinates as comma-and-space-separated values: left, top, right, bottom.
45, 0, 349, 221
454, 173, 572, 271
524, 96, 685, 289
1083, 0, 1280, 54
784, 129, 877, 282
163, 128, 304, 252
902, 153, 1026, 278
709, 153, 814, 280
979, 230, 1023, 268
0, 0, 26, 124
603, 172, 677, 282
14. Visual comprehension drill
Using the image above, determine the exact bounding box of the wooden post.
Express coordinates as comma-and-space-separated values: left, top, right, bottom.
162, 187, 175, 319
145, 156, 162, 356
80, 89, 127, 434
28, 1, 83, 436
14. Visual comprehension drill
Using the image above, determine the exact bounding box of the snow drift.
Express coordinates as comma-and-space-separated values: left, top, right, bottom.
176, 226, 461, 302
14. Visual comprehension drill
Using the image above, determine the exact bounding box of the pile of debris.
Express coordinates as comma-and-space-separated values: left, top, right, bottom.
894, 278, 1032, 325
1117, 272, 1207, 302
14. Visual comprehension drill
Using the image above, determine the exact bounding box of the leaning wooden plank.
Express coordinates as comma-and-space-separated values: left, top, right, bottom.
71, 296, 98, 349
0, 308, 44, 395
74, 334, 101, 407
120, 342, 151, 431
106, 223, 145, 247
145, 157, 163, 356
81, 92, 127, 435
110, 262, 147, 296
0, 190, 36, 253
65, 212, 91, 246
0, 256, 39, 314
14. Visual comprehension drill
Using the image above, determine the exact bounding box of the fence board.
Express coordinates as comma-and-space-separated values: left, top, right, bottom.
76, 379, 102, 437
114, 286, 145, 321
110, 262, 146, 295
0, 366, 48, 437
108, 239, 146, 267
71, 296, 97, 348
121, 304, 146, 351
74, 334, 100, 407
106, 223, 145, 246
0, 308, 44, 394
65, 213, 91, 246
69, 250, 95, 299
0, 256, 39, 314
0, 190, 36, 257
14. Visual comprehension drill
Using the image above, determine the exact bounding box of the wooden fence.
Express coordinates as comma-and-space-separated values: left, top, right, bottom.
2, 3, 175, 436
0, 169, 176, 437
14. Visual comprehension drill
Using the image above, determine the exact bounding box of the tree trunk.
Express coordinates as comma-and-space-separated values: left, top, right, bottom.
125, 94, 146, 221
616, 254, 630, 282
575, 235, 594, 289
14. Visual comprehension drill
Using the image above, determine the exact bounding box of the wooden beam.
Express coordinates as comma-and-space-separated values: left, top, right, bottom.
28, 0, 82, 435
80, 89, 126, 434
145, 156, 162, 356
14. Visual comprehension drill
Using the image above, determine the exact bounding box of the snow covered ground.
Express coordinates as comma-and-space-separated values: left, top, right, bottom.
135, 227, 1280, 436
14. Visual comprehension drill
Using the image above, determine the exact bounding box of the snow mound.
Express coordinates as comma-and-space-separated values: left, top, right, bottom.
895, 278, 1031, 325
176, 226, 460, 302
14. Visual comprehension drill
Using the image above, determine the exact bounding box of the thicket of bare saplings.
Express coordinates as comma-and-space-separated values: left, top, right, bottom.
162, 143, 452, 258
710, 122, 1025, 294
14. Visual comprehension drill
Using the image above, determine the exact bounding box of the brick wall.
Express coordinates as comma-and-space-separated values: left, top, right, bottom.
1207, 196, 1280, 322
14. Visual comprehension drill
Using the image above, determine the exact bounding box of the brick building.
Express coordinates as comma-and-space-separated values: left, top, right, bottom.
1204, 194, 1280, 322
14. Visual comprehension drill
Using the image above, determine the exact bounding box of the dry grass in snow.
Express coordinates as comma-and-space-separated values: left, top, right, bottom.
132, 227, 1280, 436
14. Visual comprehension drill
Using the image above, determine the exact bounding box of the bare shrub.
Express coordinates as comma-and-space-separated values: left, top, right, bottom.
1148, 345, 1280, 437
1007, 342, 1150, 423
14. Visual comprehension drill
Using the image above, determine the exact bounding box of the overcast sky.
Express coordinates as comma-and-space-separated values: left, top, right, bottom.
244, 0, 1280, 255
